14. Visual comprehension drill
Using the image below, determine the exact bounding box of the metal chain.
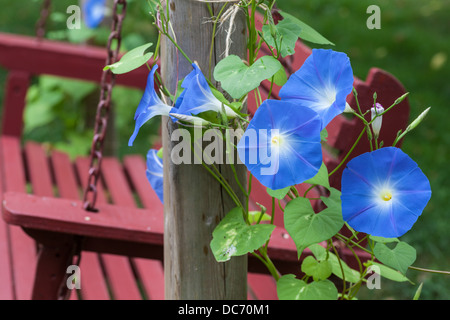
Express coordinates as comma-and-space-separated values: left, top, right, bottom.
83, 0, 127, 212
36, 0, 52, 40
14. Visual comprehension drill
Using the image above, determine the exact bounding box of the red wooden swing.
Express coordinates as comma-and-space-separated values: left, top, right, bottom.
0, 1, 410, 300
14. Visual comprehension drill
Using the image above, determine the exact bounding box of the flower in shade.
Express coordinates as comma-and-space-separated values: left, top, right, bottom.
146, 149, 164, 204
83, 0, 106, 29
279, 49, 354, 129
237, 99, 322, 190
175, 63, 238, 119
128, 65, 172, 146
341, 147, 431, 238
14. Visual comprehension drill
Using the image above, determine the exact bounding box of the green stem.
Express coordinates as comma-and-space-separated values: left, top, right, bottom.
408, 266, 450, 275
328, 126, 367, 177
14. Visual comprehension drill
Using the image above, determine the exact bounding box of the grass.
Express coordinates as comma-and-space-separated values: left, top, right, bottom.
0, 0, 448, 299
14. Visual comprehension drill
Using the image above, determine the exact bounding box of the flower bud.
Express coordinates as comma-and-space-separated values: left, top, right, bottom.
371, 103, 384, 138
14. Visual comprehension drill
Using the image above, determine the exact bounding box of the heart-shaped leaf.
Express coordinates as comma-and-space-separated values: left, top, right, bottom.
104, 43, 153, 74
284, 188, 344, 257
262, 19, 302, 57
301, 256, 332, 281
304, 162, 330, 189
277, 274, 338, 300
214, 55, 282, 99
373, 241, 416, 274
210, 207, 275, 262
266, 186, 291, 200
308, 244, 361, 283
278, 11, 334, 46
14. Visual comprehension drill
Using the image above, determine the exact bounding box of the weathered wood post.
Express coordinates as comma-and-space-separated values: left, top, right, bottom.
161, 1, 248, 299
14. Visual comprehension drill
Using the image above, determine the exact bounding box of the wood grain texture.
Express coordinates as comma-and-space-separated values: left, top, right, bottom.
161, 1, 248, 299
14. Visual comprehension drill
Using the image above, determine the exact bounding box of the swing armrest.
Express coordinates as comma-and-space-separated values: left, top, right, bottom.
2, 191, 370, 274
2, 192, 164, 245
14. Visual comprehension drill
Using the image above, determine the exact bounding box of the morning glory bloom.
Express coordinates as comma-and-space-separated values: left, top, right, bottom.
279, 49, 354, 129
146, 149, 164, 204
129, 65, 172, 146
237, 99, 322, 190
341, 147, 431, 238
83, 0, 106, 29
175, 63, 238, 119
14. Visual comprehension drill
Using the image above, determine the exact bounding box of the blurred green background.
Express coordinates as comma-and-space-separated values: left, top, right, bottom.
0, 0, 448, 299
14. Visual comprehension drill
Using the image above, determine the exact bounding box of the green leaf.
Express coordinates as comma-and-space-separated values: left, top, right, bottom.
308, 244, 361, 283
367, 262, 412, 283
262, 18, 302, 57
266, 186, 290, 200
104, 43, 153, 74
272, 65, 288, 86
214, 55, 282, 99
210, 207, 275, 262
279, 11, 334, 46
248, 211, 271, 224
369, 235, 399, 243
413, 283, 424, 300
304, 162, 330, 189
320, 128, 328, 142
301, 256, 332, 281
277, 274, 338, 300
373, 241, 416, 275
284, 188, 344, 257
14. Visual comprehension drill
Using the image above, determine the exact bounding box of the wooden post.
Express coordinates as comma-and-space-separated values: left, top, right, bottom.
161, 1, 248, 299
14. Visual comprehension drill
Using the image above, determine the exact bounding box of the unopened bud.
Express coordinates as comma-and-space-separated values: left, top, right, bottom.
169, 113, 210, 127
343, 102, 355, 113
371, 103, 384, 138
407, 107, 431, 132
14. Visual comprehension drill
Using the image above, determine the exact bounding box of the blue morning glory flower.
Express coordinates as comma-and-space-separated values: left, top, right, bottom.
279, 49, 354, 129
83, 0, 106, 29
175, 63, 238, 119
341, 147, 431, 238
128, 65, 172, 146
237, 99, 322, 190
146, 149, 164, 204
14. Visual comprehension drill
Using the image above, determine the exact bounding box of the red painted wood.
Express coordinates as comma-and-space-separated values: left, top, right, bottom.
0, 137, 36, 300
0, 139, 14, 300
76, 157, 142, 300
50, 151, 110, 300
3, 191, 164, 244
247, 273, 278, 300
102, 157, 165, 299
123, 155, 164, 211
1, 70, 31, 137
0, 32, 150, 91
50, 151, 80, 200
24, 142, 54, 197
78, 252, 110, 300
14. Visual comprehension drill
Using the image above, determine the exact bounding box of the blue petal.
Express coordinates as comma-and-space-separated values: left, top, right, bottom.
279, 49, 354, 129
83, 0, 106, 29
146, 149, 164, 204
237, 99, 322, 189
129, 65, 172, 146
341, 147, 431, 237
176, 63, 236, 118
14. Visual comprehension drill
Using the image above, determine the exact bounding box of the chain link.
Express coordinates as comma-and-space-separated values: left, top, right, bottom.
83, 0, 127, 211
36, 0, 52, 40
